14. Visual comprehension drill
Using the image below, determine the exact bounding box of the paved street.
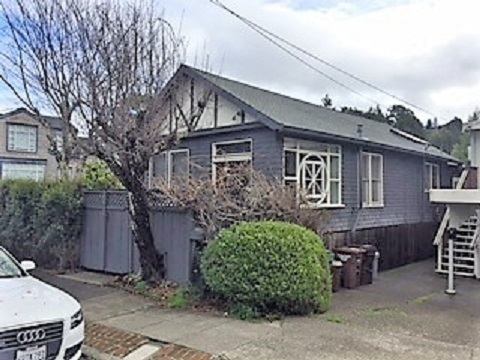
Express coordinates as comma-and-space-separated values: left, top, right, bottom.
35, 260, 480, 360
32, 270, 115, 301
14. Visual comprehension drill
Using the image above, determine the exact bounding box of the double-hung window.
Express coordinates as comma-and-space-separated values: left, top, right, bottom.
54, 131, 63, 153
425, 162, 440, 190
151, 149, 190, 187
212, 139, 252, 185
362, 152, 384, 207
284, 139, 342, 207
7, 124, 37, 153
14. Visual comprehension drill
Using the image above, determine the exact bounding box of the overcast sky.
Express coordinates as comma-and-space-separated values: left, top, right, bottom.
164, 0, 480, 124
1, 0, 479, 124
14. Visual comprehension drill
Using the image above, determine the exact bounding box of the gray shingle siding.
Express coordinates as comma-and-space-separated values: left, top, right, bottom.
356, 150, 428, 230
180, 124, 283, 179
278, 135, 457, 232
327, 144, 358, 231
165, 125, 457, 233
328, 146, 454, 232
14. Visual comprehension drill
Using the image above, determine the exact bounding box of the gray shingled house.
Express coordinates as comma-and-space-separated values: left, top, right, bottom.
150, 65, 461, 270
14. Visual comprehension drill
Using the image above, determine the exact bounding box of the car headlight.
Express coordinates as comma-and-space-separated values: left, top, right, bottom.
70, 309, 84, 330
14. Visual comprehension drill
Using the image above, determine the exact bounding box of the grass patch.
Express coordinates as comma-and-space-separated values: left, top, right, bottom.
169, 289, 189, 309
168, 287, 201, 309
412, 294, 434, 304
364, 307, 407, 317
326, 314, 346, 324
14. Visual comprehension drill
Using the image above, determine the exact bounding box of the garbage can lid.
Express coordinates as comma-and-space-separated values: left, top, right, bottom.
334, 246, 366, 255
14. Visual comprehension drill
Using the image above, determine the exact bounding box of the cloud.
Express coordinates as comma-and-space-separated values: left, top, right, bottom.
168, 0, 480, 122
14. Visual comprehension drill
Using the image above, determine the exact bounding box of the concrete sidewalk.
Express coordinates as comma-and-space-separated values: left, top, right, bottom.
38, 260, 480, 360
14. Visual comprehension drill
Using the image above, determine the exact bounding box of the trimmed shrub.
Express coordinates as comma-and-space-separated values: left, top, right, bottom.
0, 180, 83, 270
82, 159, 122, 190
201, 221, 332, 317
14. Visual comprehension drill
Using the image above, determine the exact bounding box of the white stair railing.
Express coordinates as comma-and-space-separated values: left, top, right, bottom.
434, 168, 469, 273
433, 168, 469, 246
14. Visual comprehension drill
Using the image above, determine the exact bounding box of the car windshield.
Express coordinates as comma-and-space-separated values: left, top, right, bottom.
0, 248, 24, 278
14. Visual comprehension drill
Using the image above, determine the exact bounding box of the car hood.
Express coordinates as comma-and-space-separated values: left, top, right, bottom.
0, 276, 80, 329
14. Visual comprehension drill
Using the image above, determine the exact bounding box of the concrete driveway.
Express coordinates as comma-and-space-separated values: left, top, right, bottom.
35, 260, 480, 360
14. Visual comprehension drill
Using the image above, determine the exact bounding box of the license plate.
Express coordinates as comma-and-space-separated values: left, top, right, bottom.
16, 346, 47, 360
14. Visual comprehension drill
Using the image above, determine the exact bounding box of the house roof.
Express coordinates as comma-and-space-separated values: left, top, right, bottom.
182, 65, 458, 162
0, 108, 64, 131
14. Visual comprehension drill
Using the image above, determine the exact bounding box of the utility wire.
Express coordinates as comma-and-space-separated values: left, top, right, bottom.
211, 1, 380, 106
209, 0, 443, 120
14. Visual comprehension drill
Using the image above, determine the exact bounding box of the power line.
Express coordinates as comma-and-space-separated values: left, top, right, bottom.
210, 1, 380, 106
209, 0, 444, 120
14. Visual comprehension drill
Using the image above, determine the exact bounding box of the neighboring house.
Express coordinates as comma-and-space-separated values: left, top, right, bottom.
150, 65, 461, 268
0, 108, 64, 181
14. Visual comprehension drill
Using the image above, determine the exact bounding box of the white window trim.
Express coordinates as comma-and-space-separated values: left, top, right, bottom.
149, 149, 190, 188
362, 152, 384, 208
283, 139, 343, 208
2, 162, 46, 181
212, 139, 253, 184
54, 130, 63, 153
7, 124, 38, 153
167, 149, 190, 187
425, 162, 440, 190
148, 157, 153, 189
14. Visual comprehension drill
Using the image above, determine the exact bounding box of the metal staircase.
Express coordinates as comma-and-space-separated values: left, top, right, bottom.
433, 168, 480, 278
436, 215, 478, 277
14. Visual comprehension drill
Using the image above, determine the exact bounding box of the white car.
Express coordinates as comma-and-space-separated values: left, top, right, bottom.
0, 247, 84, 360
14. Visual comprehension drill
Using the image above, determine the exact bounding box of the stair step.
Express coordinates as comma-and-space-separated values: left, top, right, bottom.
444, 251, 474, 254
443, 255, 475, 260
443, 243, 475, 253
454, 242, 474, 247
456, 234, 475, 240
444, 246, 475, 251
436, 269, 475, 277
457, 229, 476, 234
442, 263, 475, 271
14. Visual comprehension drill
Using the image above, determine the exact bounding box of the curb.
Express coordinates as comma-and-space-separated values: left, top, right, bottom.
82, 345, 122, 360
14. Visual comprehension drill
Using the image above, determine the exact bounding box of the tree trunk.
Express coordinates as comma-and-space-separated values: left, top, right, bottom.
129, 190, 165, 283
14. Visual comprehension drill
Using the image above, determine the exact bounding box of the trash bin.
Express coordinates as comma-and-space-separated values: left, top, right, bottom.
334, 247, 365, 289
331, 260, 343, 292
360, 245, 377, 285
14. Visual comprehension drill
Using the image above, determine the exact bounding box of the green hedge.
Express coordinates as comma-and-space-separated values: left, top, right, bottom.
0, 180, 83, 270
201, 221, 332, 318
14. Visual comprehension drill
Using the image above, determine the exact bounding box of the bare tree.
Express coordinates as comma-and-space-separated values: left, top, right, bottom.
154, 164, 330, 240
0, 0, 211, 281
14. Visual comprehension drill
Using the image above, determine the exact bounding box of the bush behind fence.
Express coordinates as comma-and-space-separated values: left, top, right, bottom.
0, 180, 83, 271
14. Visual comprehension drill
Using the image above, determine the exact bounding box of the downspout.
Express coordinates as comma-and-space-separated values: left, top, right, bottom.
349, 125, 364, 244
422, 145, 427, 223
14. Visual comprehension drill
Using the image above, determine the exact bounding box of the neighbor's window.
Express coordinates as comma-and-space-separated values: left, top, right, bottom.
151, 149, 190, 187
7, 124, 37, 153
54, 131, 63, 153
212, 139, 252, 185
284, 139, 342, 207
425, 162, 440, 190
362, 152, 384, 207
2, 163, 45, 181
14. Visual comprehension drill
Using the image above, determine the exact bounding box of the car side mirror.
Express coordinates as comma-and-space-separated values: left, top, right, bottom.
20, 260, 36, 272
